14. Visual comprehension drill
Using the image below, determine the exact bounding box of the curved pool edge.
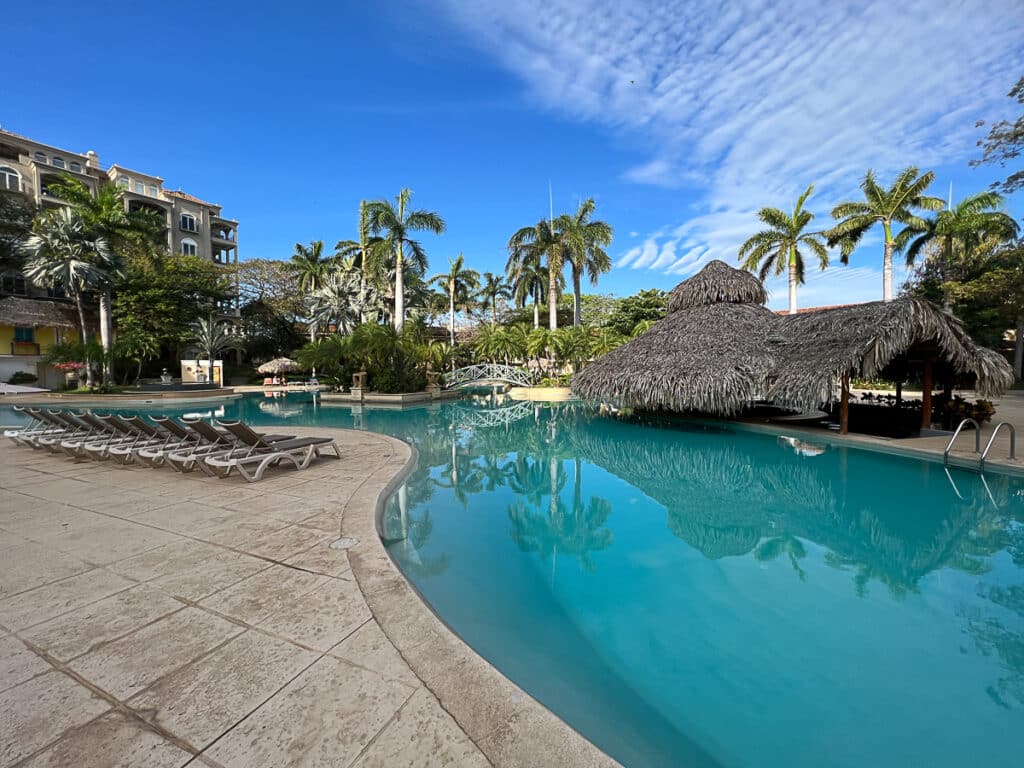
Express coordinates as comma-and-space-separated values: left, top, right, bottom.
340, 432, 621, 768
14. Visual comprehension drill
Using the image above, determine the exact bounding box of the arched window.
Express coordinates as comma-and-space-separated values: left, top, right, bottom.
52, 157, 65, 169
180, 212, 197, 232
34, 151, 46, 163
181, 238, 198, 257
69, 161, 81, 173
0, 166, 20, 192
115, 176, 129, 188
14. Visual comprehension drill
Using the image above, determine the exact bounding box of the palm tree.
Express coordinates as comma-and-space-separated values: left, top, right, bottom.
559, 198, 613, 326
335, 200, 378, 322
190, 314, 241, 383
365, 188, 446, 331
904, 191, 1020, 308
48, 177, 161, 383
429, 253, 479, 346
308, 269, 364, 336
738, 184, 830, 314
290, 240, 332, 294
478, 271, 509, 326
508, 219, 566, 331
827, 168, 945, 301
506, 246, 554, 329
22, 208, 114, 388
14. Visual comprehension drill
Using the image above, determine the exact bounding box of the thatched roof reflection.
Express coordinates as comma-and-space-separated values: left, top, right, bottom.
573, 260, 1013, 414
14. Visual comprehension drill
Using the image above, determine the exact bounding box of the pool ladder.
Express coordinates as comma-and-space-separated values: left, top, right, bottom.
943, 418, 1016, 471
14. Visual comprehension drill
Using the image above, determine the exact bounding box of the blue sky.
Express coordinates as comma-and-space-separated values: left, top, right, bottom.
6, 0, 1023, 309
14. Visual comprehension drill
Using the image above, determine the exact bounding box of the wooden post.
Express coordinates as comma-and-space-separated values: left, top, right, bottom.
921, 357, 933, 430
840, 371, 850, 435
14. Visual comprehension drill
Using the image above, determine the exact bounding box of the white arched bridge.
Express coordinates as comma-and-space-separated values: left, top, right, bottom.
444, 363, 535, 389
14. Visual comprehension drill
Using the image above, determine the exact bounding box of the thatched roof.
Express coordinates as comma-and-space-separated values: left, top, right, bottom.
667, 258, 767, 311
0, 296, 78, 328
770, 299, 1016, 403
573, 259, 1014, 414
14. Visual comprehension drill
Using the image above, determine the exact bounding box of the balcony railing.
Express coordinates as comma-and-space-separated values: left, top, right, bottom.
10, 341, 40, 356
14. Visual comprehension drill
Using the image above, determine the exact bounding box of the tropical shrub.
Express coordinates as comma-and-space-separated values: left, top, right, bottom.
7, 371, 37, 385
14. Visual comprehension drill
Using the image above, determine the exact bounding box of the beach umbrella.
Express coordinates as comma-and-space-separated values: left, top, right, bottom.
257, 357, 301, 374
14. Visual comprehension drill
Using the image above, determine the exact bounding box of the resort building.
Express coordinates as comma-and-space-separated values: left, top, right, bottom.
0, 128, 240, 385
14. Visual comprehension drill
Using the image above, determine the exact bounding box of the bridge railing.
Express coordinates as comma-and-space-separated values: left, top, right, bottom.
444, 363, 536, 389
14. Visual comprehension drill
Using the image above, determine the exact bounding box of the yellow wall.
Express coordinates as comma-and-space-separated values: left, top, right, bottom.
0, 324, 64, 355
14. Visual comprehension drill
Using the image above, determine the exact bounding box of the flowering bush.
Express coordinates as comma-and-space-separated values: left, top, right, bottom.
53, 361, 86, 372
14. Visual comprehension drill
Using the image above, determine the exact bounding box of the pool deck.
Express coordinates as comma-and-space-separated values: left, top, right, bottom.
0, 428, 615, 768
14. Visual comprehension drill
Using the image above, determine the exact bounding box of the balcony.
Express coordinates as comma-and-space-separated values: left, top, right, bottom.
10, 341, 40, 356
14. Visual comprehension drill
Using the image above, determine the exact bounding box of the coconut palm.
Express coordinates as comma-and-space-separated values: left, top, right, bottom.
478, 271, 510, 326
738, 184, 830, 314
559, 198, 613, 326
507, 246, 556, 330
508, 219, 566, 331
190, 314, 241, 382
903, 191, 1020, 308
22, 208, 115, 388
289, 240, 332, 294
429, 253, 479, 346
47, 177, 161, 384
827, 168, 945, 301
365, 188, 446, 331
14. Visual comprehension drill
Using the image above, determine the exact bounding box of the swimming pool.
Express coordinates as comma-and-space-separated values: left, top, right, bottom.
4, 392, 1023, 766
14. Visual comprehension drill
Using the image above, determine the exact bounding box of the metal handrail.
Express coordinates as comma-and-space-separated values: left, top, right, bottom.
944, 418, 980, 467
980, 422, 1016, 471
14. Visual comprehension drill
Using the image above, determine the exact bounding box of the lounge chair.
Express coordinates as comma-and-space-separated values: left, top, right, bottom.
4, 407, 67, 446
33, 411, 101, 452
82, 414, 165, 463
59, 412, 127, 458
201, 419, 341, 482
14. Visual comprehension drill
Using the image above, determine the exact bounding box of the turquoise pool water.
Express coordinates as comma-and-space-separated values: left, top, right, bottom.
4, 392, 1023, 766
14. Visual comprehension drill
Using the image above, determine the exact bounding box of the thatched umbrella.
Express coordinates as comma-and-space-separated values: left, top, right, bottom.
573, 260, 782, 416
257, 357, 301, 375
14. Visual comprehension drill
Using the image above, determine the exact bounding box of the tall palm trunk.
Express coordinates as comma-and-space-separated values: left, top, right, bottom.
448, 287, 456, 346
99, 289, 113, 384
572, 264, 582, 326
787, 249, 798, 315
882, 221, 894, 301
533, 290, 540, 329
548, 258, 559, 331
73, 291, 94, 388
491, 298, 498, 326
394, 241, 405, 332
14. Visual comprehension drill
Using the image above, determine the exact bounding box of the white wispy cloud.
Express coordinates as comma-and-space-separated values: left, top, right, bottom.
437, 0, 1023, 304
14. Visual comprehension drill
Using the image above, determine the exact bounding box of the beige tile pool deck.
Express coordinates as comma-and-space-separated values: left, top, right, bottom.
0, 428, 616, 768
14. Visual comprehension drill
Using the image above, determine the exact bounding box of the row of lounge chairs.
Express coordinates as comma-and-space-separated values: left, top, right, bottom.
4, 407, 341, 482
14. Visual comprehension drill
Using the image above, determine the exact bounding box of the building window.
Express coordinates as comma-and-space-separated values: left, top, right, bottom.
46, 286, 66, 299
147, 185, 157, 197
1, 272, 28, 295
181, 238, 198, 257
69, 161, 81, 173
14, 327, 35, 343
116, 176, 129, 188
34, 151, 46, 163
0, 166, 20, 192
180, 213, 197, 232
134, 181, 144, 194
52, 157, 65, 169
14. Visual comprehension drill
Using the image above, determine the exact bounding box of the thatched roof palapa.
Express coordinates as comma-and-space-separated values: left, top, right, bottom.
0, 296, 79, 329
770, 299, 1015, 404
572, 259, 1014, 415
